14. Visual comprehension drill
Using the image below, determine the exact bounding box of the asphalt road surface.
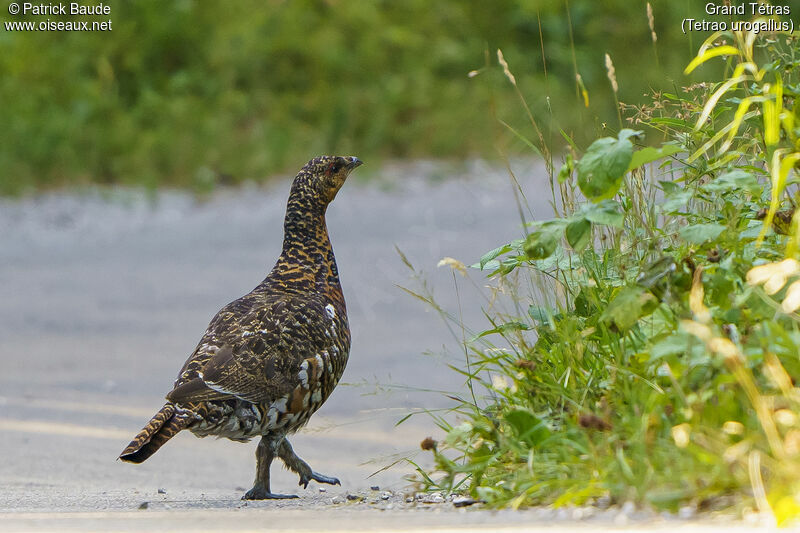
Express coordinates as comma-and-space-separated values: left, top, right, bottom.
0, 161, 766, 531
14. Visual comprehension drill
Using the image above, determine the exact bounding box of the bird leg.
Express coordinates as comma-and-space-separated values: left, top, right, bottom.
277, 437, 341, 488
242, 436, 299, 500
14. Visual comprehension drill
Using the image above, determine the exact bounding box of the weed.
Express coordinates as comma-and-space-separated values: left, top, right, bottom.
411, 28, 800, 525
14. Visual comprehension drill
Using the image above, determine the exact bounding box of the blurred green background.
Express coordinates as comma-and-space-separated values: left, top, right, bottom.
0, 0, 707, 195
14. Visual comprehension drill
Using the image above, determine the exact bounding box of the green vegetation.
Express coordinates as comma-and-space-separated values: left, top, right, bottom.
0, 1, 705, 194
410, 29, 800, 525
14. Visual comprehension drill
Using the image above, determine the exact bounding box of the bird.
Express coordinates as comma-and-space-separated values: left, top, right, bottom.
119, 155, 363, 499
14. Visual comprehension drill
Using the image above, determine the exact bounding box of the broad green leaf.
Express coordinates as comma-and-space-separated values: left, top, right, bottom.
617, 129, 643, 142
476, 259, 500, 271
601, 285, 657, 331
504, 409, 551, 447
523, 223, 563, 260
581, 200, 624, 227
628, 144, 682, 171
703, 169, 761, 196
566, 217, 592, 251
659, 180, 681, 195
661, 190, 694, 213
740, 220, 764, 239
679, 223, 726, 244
479, 244, 512, 269
576, 133, 634, 202
529, 305, 558, 324
649, 332, 691, 361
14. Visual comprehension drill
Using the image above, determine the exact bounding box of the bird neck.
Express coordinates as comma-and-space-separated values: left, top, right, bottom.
266, 194, 342, 293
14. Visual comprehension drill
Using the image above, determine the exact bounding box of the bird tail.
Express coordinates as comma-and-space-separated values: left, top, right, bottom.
118, 403, 192, 464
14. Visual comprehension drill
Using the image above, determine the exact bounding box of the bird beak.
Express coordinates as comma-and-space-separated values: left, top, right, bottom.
347, 157, 363, 170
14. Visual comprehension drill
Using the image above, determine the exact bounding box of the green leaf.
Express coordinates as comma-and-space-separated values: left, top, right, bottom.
703, 169, 761, 196
659, 180, 681, 194
628, 144, 682, 171
566, 217, 592, 251
529, 305, 558, 324
601, 285, 657, 331
523, 223, 563, 260
504, 409, 551, 447
445, 422, 475, 447
679, 223, 726, 244
661, 190, 694, 213
576, 135, 634, 202
474, 321, 531, 339
557, 153, 574, 184
580, 200, 624, 227
479, 244, 512, 269
476, 259, 500, 271
740, 220, 764, 239
650, 332, 691, 361
617, 128, 643, 142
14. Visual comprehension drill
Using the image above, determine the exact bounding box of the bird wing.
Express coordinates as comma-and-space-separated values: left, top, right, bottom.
166, 343, 264, 403
166, 292, 330, 406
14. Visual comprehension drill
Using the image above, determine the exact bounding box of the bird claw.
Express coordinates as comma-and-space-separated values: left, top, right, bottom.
298, 471, 340, 488
242, 487, 299, 500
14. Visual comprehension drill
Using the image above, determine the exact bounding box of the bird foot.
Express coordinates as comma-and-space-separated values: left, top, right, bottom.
242, 487, 299, 500
298, 471, 341, 489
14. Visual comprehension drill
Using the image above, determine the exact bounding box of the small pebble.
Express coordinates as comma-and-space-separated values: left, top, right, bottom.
346, 493, 362, 501
331, 496, 343, 504
157, 488, 166, 494
380, 491, 392, 501
419, 492, 445, 504
405, 496, 414, 503
138, 502, 149, 510
452, 496, 478, 508
370, 485, 380, 491
318, 487, 326, 493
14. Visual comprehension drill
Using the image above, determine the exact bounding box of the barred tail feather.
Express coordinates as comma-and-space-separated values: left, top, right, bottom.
119, 403, 191, 464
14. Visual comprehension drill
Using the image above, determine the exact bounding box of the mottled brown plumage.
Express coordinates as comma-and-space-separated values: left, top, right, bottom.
119, 155, 362, 499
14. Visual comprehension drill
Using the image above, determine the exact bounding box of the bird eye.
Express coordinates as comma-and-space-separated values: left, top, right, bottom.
327, 161, 341, 175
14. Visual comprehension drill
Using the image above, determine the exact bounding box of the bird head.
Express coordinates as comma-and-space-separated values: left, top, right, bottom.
297, 155, 363, 206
